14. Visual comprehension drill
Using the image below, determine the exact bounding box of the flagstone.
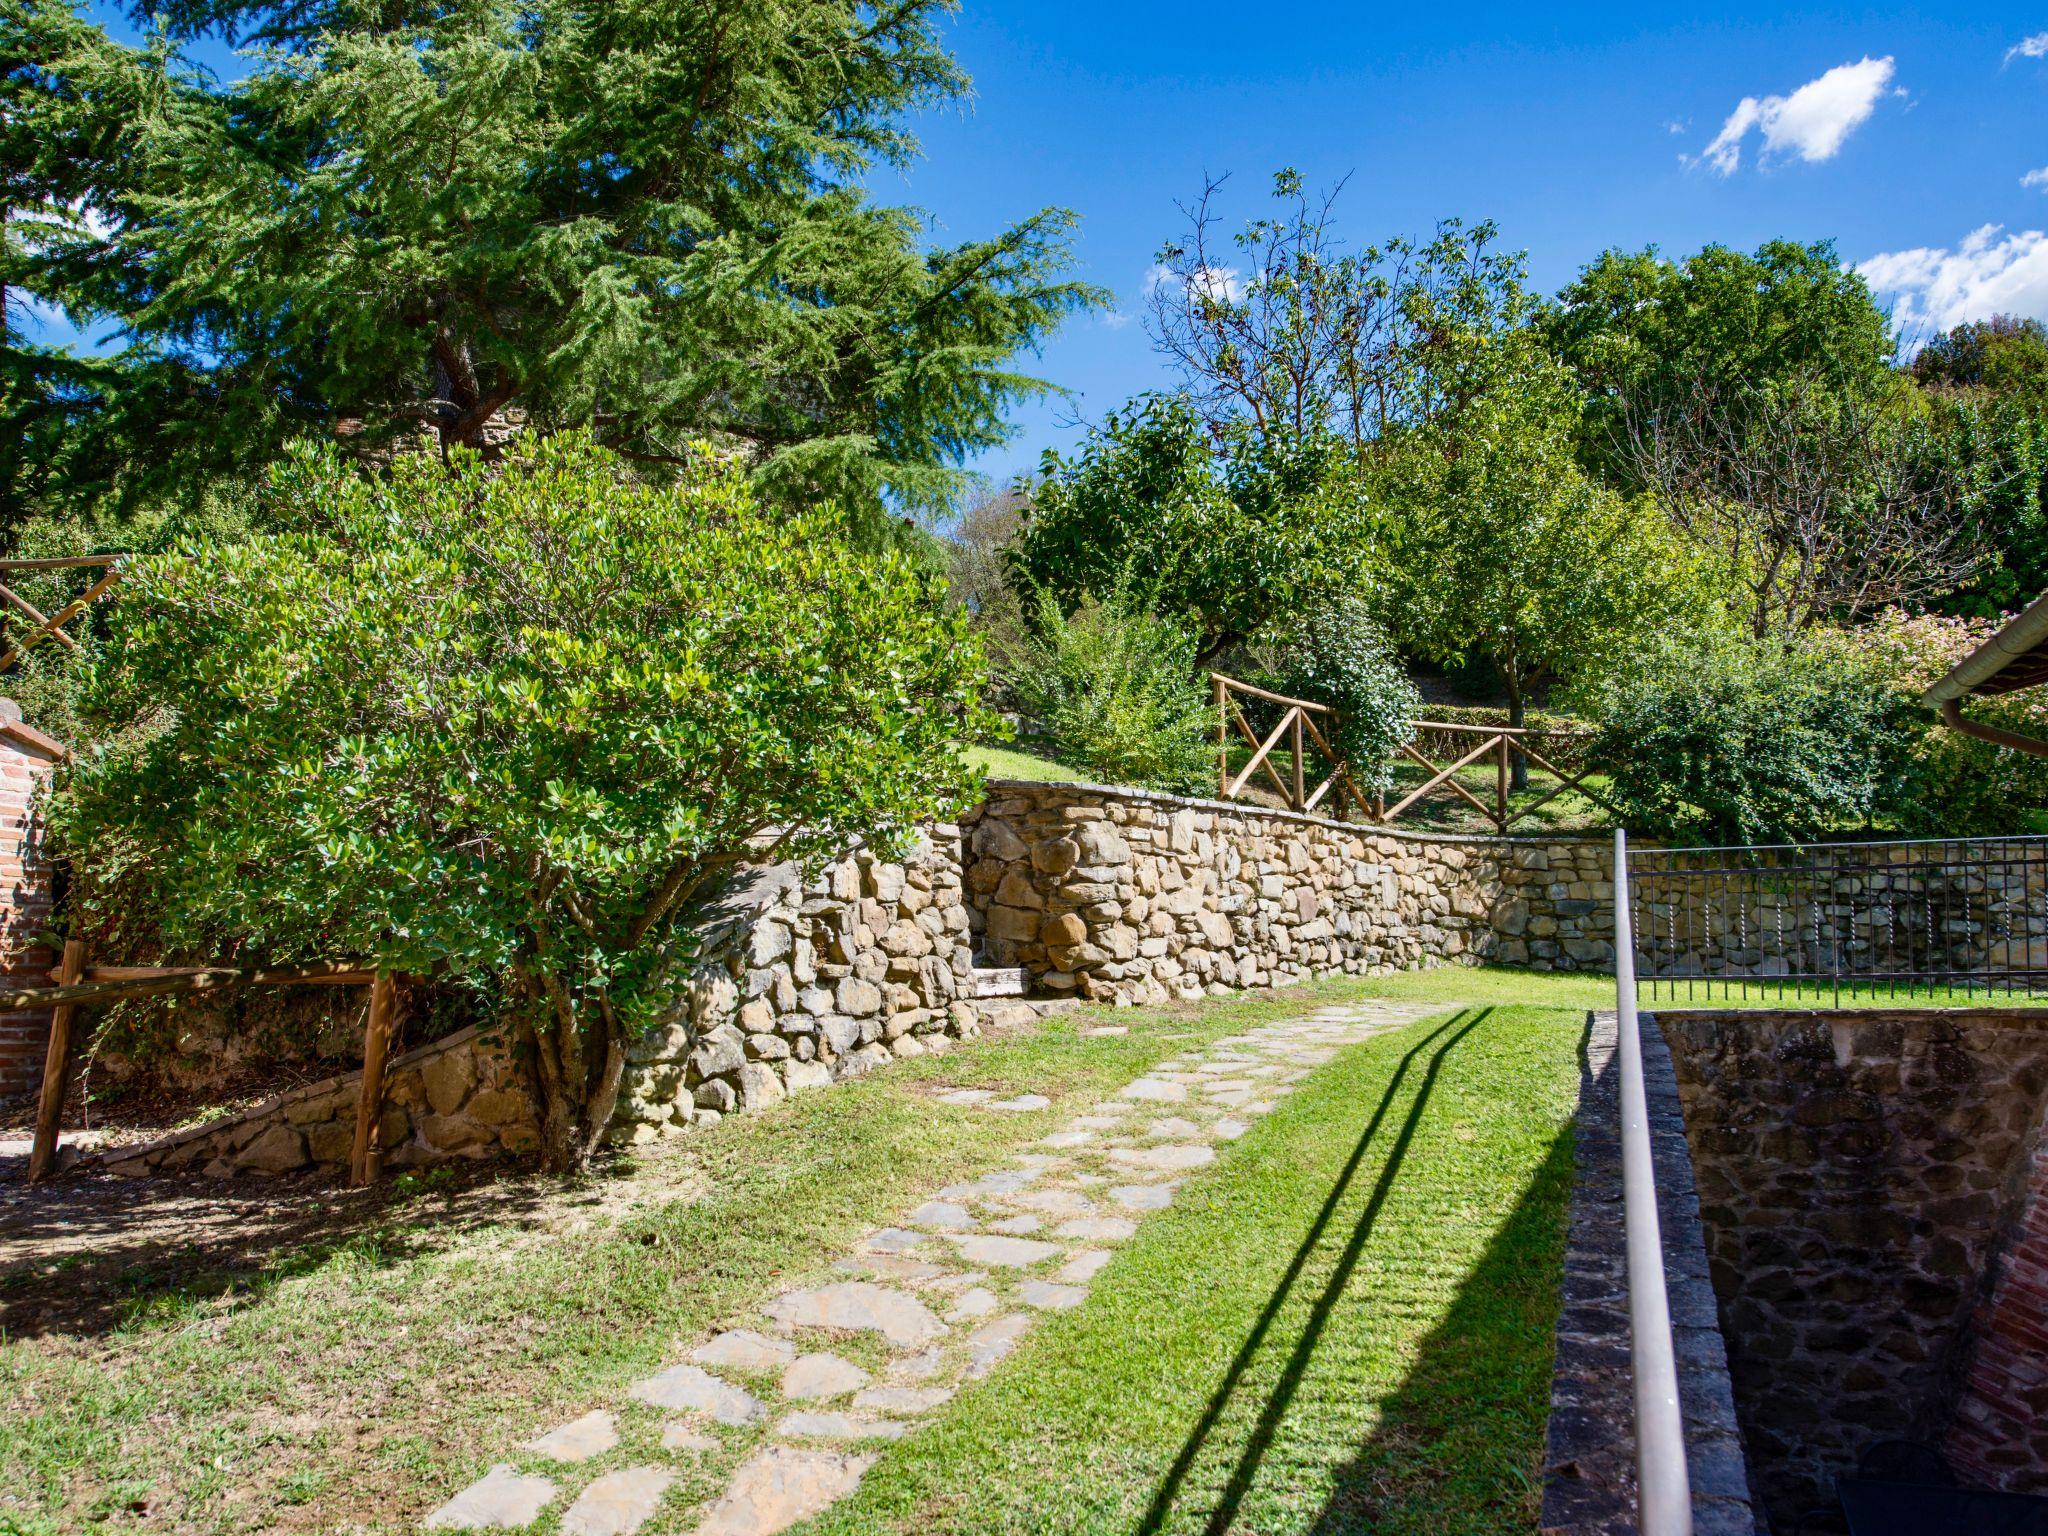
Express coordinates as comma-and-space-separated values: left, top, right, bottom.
1018, 1280, 1089, 1310
986, 1093, 1052, 1112
1002, 1187, 1096, 1217
559, 1466, 673, 1536
945, 1286, 1000, 1321
1118, 1079, 1186, 1103
782, 1353, 870, 1401
629, 1364, 768, 1426
1056, 1249, 1113, 1283
1213, 1118, 1249, 1141
904, 1200, 978, 1230
1108, 1143, 1215, 1173
948, 1233, 1061, 1268
691, 1330, 797, 1373
1039, 1129, 1095, 1148
1055, 1215, 1138, 1242
833, 1254, 948, 1284
965, 1314, 1032, 1378
425, 1466, 557, 1530
762, 1282, 948, 1350
660, 1423, 718, 1453
777, 1411, 909, 1442
524, 1410, 617, 1464
1110, 1182, 1178, 1212
986, 1213, 1043, 1235
852, 1383, 955, 1414
693, 1448, 876, 1536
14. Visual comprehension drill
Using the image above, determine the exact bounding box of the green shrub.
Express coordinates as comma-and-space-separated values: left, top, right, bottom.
1578, 627, 1917, 843
1007, 591, 1213, 793
1258, 595, 1419, 793
50, 433, 993, 1169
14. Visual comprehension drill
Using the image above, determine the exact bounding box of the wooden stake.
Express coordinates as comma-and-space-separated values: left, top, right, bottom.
349, 970, 397, 1187
1214, 673, 1228, 799
26, 937, 87, 1183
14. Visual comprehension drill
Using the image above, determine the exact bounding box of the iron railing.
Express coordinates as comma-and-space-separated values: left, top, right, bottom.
1627, 835, 2048, 1003
1613, 829, 1694, 1535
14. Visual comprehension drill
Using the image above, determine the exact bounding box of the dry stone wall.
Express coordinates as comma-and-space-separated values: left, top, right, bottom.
89, 1022, 539, 1178
1657, 1007, 2048, 1525
960, 779, 1614, 1005
610, 826, 1010, 1143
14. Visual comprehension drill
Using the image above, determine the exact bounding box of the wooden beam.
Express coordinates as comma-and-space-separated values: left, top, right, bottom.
1226, 700, 1294, 803
0, 584, 76, 652
1214, 673, 1229, 799
1209, 672, 1333, 713
0, 555, 120, 571
1297, 712, 1378, 820
350, 970, 397, 1186
0, 960, 378, 1013
26, 937, 87, 1183
1227, 705, 1300, 800
0, 567, 120, 672
1384, 736, 1503, 823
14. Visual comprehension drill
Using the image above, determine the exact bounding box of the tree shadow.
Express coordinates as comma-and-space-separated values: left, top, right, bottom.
1135, 1006, 1492, 1536
0, 1151, 614, 1340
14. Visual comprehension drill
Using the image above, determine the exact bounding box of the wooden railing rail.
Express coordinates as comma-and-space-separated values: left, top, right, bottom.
1210, 673, 1375, 819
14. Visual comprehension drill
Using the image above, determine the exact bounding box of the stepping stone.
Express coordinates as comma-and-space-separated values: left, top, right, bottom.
1202, 1079, 1256, 1095
1055, 1216, 1137, 1242
1018, 1280, 1089, 1311
1012, 1154, 1064, 1169
939, 1167, 1040, 1198
987, 1214, 1042, 1235
777, 1411, 909, 1442
692, 1330, 797, 1373
1072, 1116, 1125, 1132
559, 1466, 673, 1536
966, 1314, 1032, 1378
834, 1255, 947, 1284
853, 1383, 955, 1415
937, 1088, 995, 1105
629, 1364, 768, 1426
1146, 1117, 1205, 1139
888, 1347, 946, 1380
946, 1286, 1000, 1321
525, 1410, 618, 1463
661, 1423, 718, 1452
694, 1447, 876, 1536
425, 1466, 558, 1530
1004, 1187, 1096, 1217
1039, 1130, 1095, 1148
986, 1094, 1052, 1112
905, 1200, 977, 1230
783, 1353, 870, 1400
762, 1282, 948, 1350
1071, 1172, 1107, 1186
923, 1270, 989, 1293
1081, 1025, 1127, 1037
948, 1233, 1061, 1268
1110, 1144, 1215, 1173
1119, 1079, 1186, 1103
1110, 1182, 1177, 1212
861, 1228, 929, 1254
1056, 1250, 1113, 1283
1213, 1118, 1249, 1141
1242, 1100, 1279, 1116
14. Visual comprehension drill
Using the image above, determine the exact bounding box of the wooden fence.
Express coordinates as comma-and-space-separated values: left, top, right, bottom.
1210, 672, 1614, 834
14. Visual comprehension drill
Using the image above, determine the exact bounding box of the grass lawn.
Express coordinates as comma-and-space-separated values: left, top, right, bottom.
0, 974, 1476, 1536
962, 742, 1093, 784
806, 1003, 1583, 1536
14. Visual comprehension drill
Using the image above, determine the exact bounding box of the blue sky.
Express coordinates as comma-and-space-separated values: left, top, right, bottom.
35, 3, 2048, 495
885, 3, 2048, 488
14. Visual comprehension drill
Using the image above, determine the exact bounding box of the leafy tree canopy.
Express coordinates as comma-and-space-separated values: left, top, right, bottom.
1909, 315, 2048, 408
1007, 393, 1376, 668
49, 434, 994, 1168
3, 0, 1102, 532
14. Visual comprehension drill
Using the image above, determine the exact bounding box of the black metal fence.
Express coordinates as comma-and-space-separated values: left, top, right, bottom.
1626, 835, 2048, 1002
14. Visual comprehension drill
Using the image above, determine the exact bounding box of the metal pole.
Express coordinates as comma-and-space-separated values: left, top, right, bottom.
1613, 828, 1694, 1536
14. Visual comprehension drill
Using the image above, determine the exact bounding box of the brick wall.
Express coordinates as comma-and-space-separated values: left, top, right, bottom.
1946, 1133, 2048, 1490
0, 712, 63, 1098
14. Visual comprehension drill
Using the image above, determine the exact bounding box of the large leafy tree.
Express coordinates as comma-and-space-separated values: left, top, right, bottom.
1007, 394, 1376, 668
4, 0, 1100, 530
50, 435, 995, 1169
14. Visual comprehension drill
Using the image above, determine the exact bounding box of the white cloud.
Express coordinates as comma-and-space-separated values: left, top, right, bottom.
1101, 311, 1135, 330
2006, 31, 2048, 62
1695, 56, 1897, 175
1144, 262, 1244, 306
2025, 167, 2048, 192
1858, 224, 2048, 335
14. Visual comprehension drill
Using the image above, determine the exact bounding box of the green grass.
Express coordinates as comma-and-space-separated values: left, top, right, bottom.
806, 1004, 1583, 1536
0, 975, 1427, 1536
964, 742, 1094, 784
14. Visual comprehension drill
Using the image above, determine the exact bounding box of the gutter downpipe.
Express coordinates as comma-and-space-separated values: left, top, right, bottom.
1922, 589, 2048, 757
1613, 828, 1694, 1535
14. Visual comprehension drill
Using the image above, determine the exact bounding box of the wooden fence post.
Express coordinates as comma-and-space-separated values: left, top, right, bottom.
1497, 733, 1511, 833
26, 937, 87, 1183
349, 969, 396, 1187
1290, 708, 1305, 811
1213, 674, 1228, 799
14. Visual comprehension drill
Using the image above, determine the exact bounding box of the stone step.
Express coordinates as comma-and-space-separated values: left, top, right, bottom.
971, 965, 1027, 999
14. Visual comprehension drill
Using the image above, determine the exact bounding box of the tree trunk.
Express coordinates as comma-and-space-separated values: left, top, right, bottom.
516, 967, 626, 1173
1502, 665, 1529, 793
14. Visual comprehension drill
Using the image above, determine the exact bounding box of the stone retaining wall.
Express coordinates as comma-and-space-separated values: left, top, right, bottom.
610, 828, 1018, 1143
91, 1021, 538, 1178
1657, 1007, 2048, 1525
960, 779, 1614, 1005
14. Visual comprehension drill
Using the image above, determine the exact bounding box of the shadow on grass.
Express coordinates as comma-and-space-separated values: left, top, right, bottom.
1137, 1006, 1491, 1536
0, 1152, 584, 1340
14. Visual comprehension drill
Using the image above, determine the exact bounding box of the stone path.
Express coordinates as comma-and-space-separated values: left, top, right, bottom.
423, 999, 1438, 1534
